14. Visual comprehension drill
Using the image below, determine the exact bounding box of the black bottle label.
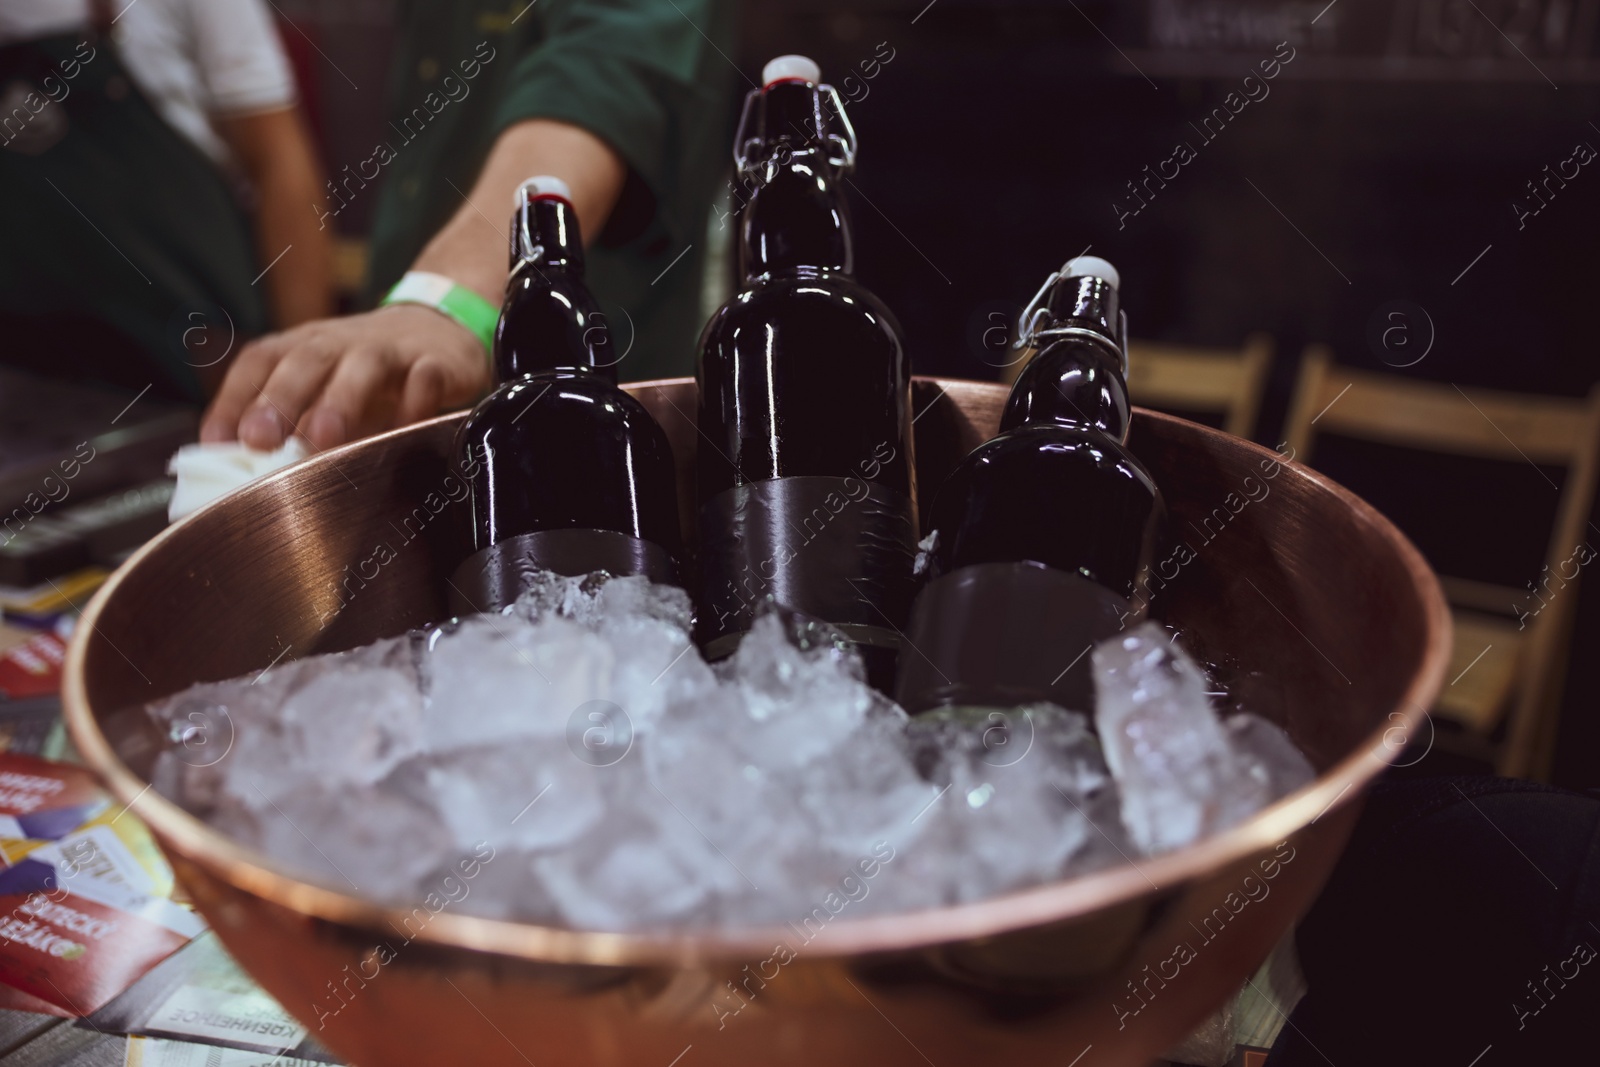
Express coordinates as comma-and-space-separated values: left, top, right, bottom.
894, 561, 1137, 714
698, 475, 917, 657
449, 528, 678, 615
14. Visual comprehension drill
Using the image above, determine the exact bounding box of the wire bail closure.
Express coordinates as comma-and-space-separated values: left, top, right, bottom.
733, 82, 858, 178
1014, 269, 1130, 378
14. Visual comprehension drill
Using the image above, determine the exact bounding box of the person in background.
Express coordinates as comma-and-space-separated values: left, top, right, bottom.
0, 0, 332, 404
198, 0, 736, 452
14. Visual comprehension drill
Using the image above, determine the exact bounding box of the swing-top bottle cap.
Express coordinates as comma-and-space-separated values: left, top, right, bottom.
516, 175, 572, 206
1063, 255, 1120, 290
1017, 255, 1127, 374
763, 55, 821, 87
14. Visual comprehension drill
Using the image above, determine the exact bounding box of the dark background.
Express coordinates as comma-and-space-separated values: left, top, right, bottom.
178, 0, 1600, 787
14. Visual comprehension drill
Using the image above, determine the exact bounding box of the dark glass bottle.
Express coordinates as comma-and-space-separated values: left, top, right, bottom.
895, 257, 1163, 714
696, 55, 917, 690
450, 177, 682, 613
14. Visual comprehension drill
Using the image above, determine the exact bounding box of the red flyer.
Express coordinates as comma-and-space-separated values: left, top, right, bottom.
0, 753, 204, 1015
0, 631, 67, 700
0, 750, 109, 844
0, 981, 73, 1017
0, 870, 201, 1015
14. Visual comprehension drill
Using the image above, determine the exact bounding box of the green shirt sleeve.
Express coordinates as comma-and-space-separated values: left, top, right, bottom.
491, 0, 736, 249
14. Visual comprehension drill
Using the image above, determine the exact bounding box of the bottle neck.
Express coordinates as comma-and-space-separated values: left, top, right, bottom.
1001, 276, 1129, 437
494, 195, 614, 383
1044, 275, 1121, 346
512, 195, 584, 272
738, 82, 852, 278
1001, 341, 1131, 438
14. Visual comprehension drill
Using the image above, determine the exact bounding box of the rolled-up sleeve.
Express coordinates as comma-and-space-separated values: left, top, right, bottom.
189, 0, 298, 115
491, 0, 734, 246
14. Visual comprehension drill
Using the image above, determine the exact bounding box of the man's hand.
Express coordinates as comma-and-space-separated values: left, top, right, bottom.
199, 305, 490, 451
201, 117, 625, 452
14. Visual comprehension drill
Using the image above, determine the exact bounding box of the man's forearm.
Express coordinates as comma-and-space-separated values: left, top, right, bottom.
411, 118, 628, 305
218, 108, 335, 329
257, 160, 334, 327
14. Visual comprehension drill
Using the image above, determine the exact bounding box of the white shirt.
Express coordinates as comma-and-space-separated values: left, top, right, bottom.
0, 0, 296, 165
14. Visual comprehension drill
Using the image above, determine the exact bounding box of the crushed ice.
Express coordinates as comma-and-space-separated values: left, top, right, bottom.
147, 571, 1313, 931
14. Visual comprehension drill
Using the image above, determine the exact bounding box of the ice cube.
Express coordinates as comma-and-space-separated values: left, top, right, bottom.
900, 704, 1124, 903
1093, 623, 1272, 854
281, 666, 425, 785
507, 569, 609, 626
912, 530, 938, 577
1225, 713, 1316, 801
593, 573, 695, 634
431, 847, 558, 923
532, 805, 746, 930
717, 612, 877, 770
148, 567, 1306, 934
591, 582, 709, 731
212, 784, 448, 902
385, 739, 608, 854
792, 711, 936, 858
419, 614, 614, 750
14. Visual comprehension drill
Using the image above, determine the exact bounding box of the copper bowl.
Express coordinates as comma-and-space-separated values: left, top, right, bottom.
64, 378, 1449, 1066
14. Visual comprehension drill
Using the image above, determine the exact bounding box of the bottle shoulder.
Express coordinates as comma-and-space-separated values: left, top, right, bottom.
459, 373, 669, 447
701, 274, 904, 355
1030, 332, 1122, 368
924, 425, 1164, 584
502, 273, 601, 326
935, 425, 1162, 511
974, 423, 1150, 468
712, 273, 897, 319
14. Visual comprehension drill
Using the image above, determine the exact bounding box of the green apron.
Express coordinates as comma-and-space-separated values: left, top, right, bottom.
0, 32, 266, 403
363, 0, 737, 381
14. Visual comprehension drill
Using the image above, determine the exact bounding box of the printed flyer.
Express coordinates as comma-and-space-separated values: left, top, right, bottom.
0, 752, 204, 1014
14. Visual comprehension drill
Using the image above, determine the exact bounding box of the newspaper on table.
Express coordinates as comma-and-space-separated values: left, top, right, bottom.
126, 1035, 335, 1066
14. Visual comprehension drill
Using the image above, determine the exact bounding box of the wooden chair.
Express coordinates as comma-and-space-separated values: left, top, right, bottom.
1125, 333, 1275, 439
1283, 345, 1600, 779
1004, 333, 1274, 440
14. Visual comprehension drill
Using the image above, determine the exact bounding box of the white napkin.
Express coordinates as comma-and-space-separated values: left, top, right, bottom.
166, 438, 310, 523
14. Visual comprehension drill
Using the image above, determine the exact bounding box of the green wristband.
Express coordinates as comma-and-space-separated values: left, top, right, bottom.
381, 272, 499, 355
